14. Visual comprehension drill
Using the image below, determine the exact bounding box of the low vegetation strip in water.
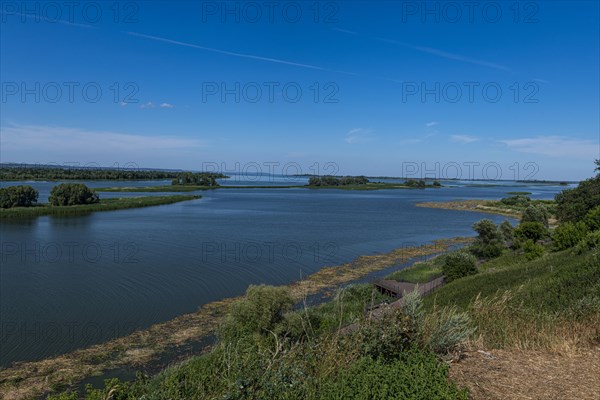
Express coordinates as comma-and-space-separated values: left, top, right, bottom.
0, 237, 471, 400
0, 195, 201, 218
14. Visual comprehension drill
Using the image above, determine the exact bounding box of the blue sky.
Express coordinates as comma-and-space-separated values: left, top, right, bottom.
1, 1, 598, 180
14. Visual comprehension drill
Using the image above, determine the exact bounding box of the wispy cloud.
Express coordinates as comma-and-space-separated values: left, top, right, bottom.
345, 128, 374, 144
451, 134, 479, 144
335, 28, 510, 72
160, 103, 174, 108
126, 32, 329, 71
426, 121, 439, 128
501, 136, 597, 157
0, 124, 206, 164
332, 28, 358, 35
140, 102, 155, 109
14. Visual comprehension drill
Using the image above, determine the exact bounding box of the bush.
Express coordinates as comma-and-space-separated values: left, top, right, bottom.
575, 231, 600, 254
514, 222, 548, 243
320, 352, 468, 400
500, 195, 530, 207
219, 285, 294, 342
583, 205, 600, 231
0, 185, 38, 208
500, 220, 514, 244
552, 221, 589, 250
48, 183, 99, 206
555, 175, 600, 222
523, 240, 545, 260
442, 251, 478, 282
521, 204, 550, 227
470, 219, 505, 259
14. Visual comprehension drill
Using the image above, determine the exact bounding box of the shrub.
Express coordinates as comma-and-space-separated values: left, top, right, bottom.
425, 307, 475, 355
552, 221, 589, 250
521, 204, 550, 227
575, 231, 600, 254
471, 219, 505, 259
500, 220, 514, 244
472, 219, 502, 243
0, 185, 38, 208
320, 352, 469, 400
219, 285, 294, 342
514, 222, 548, 243
523, 240, 545, 260
583, 205, 600, 231
442, 251, 478, 282
500, 194, 530, 207
469, 241, 504, 259
48, 183, 99, 206
555, 175, 600, 222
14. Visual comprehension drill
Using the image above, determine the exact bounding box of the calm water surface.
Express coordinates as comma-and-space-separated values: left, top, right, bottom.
0, 179, 571, 366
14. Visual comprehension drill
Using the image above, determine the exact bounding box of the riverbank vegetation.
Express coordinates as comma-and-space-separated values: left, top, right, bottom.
0, 195, 201, 219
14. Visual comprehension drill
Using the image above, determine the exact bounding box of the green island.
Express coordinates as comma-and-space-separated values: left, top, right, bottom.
0, 182, 200, 219
0, 195, 201, 219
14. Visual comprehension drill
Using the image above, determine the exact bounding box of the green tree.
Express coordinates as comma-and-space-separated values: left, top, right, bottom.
470, 219, 505, 258
552, 221, 589, 250
48, 183, 99, 206
521, 204, 550, 227
0, 185, 39, 208
583, 206, 600, 231
499, 220, 514, 245
442, 251, 478, 282
514, 221, 548, 243
555, 163, 600, 222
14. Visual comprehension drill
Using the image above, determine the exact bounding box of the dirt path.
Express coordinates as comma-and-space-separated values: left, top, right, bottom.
449, 348, 600, 399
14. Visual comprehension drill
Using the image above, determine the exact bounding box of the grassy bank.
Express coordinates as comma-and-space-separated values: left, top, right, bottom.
386, 256, 445, 283
0, 237, 471, 400
425, 247, 600, 350
0, 195, 201, 219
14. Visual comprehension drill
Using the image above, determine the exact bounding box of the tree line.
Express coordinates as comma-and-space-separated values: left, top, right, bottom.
0, 166, 227, 181
308, 175, 369, 186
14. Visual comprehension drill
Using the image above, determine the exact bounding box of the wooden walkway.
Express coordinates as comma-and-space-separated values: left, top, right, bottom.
374, 276, 445, 299
341, 276, 446, 335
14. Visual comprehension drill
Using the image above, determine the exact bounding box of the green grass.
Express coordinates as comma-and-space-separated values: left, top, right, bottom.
424, 246, 600, 349
425, 248, 599, 312
506, 191, 532, 195
0, 195, 201, 218
386, 256, 445, 283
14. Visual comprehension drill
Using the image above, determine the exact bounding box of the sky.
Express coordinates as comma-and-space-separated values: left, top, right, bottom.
1, 0, 599, 181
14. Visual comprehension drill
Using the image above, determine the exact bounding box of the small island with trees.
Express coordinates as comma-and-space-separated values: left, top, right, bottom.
0, 182, 200, 219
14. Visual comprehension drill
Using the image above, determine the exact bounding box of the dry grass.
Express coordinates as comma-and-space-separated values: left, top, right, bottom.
416, 200, 523, 219
468, 290, 600, 352
450, 347, 600, 400
0, 237, 471, 400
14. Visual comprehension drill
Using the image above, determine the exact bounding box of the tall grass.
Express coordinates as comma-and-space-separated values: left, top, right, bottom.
0, 195, 200, 218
